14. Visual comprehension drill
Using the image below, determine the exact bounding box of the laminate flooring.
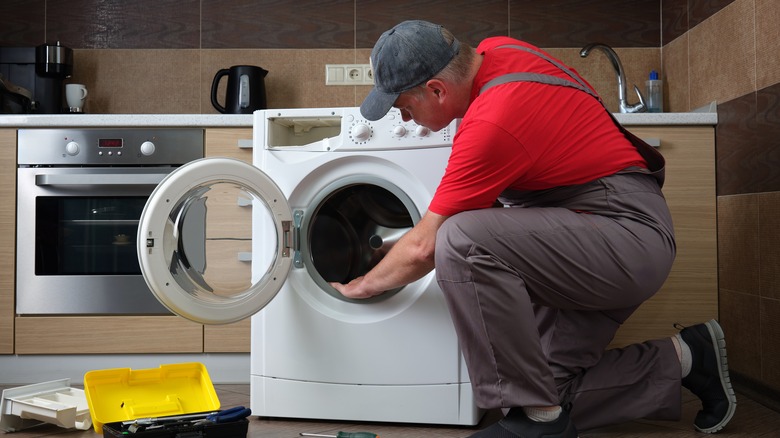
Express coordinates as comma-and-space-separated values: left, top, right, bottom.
2, 384, 778, 437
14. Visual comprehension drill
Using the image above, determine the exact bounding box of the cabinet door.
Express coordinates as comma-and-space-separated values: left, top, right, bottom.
205, 128, 253, 161
0, 130, 15, 354
15, 316, 203, 354
203, 128, 254, 352
205, 129, 253, 239
610, 126, 717, 347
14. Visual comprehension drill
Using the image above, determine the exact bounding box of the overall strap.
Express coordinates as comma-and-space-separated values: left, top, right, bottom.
480, 44, 599, 100
478, 44, 666, 188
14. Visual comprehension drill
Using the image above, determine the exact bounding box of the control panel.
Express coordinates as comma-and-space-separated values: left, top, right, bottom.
259, 107, 455, 151
17, 128, 204, 166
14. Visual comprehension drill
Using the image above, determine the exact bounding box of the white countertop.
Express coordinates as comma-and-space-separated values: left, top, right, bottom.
0, 109, 717, 128
0, 114, 254, 128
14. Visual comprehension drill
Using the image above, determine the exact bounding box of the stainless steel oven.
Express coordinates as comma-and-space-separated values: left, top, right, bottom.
16, 128, 204, 314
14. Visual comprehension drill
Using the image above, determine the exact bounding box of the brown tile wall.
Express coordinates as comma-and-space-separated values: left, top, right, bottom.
1, 0, 662, 114
661, 0, 780, 396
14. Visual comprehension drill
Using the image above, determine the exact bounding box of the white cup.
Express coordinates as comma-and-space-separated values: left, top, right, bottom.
65, 83, 88, 112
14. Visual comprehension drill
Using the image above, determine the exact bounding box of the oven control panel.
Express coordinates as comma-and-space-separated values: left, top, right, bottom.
18, 128, 204, 166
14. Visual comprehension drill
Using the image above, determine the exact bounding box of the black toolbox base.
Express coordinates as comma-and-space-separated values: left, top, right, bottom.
102, 418, 249, 437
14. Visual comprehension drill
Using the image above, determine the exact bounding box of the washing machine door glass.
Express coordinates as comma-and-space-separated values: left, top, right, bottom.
137, 157, 293, 324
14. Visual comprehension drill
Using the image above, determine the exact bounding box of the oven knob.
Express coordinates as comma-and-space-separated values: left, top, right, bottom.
351, 123, 371, 142
65, 141, 80, 156
393, 125, 407, 137
140, 141, 156, 156
415, 126, 431, 137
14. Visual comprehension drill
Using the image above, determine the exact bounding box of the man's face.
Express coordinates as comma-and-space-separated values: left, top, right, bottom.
392, 85, 451, 132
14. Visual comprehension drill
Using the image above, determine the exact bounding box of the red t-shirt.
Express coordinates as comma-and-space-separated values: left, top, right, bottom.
428, 37, 647, 217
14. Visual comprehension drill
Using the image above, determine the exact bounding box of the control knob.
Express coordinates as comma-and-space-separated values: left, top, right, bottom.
351, 123, 372, 142
392, 125, 407, 137
415, 126, 431, 137
65, 141, 80, 156
140, 141, 156, 156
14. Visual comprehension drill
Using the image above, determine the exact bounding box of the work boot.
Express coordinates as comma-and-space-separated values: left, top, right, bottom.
469, 406, 577, 438
679, 319, 737, 433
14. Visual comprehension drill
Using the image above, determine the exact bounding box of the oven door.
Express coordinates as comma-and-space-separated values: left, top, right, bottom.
16, 167, 175, 314
137, 157, 293, 324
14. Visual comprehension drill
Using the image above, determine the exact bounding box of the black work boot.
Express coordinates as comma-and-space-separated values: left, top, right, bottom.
679, 319, 737, 433
469, 407, 577, 438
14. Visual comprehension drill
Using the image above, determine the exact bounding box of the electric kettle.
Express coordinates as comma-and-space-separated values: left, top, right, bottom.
210, 65, 268, 114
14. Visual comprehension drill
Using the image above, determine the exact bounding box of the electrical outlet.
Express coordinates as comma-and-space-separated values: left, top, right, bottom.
326, 64, 374, 86
346, 66, 363, 83
363, 65, 373, 82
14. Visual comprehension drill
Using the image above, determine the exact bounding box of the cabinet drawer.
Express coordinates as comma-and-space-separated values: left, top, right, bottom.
15, 316, 203, 354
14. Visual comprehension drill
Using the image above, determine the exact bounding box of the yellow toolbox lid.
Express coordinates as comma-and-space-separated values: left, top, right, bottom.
83, 363, 220, 432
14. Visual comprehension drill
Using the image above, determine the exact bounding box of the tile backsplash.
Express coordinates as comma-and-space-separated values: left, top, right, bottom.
69, 46, 659, 115
3, 0, 668, 114
1, 0, 742, 114
73, 48, 373, 114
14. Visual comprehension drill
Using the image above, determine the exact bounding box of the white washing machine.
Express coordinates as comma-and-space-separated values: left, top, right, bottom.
136, 107, 480, 426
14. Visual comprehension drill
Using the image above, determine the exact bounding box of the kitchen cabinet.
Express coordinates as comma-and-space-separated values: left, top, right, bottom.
202, 128, 253, 352
0, 129, 15, 354
610, 125, 717, 347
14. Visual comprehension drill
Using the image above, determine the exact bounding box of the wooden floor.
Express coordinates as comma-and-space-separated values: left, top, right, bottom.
2, 384, 778, 437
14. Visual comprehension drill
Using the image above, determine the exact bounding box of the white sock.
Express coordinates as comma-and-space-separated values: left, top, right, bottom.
675, 333, 693, 378
523, 406, 561, 422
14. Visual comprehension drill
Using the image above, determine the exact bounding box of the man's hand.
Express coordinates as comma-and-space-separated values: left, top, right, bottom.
328, 211, 447, 300
329, 276, 383, 299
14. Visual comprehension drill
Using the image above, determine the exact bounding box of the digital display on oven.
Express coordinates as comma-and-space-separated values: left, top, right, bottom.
99, 138, 124, 148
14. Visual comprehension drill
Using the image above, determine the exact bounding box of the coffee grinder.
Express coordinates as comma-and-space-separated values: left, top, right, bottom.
0, 41, 73, 114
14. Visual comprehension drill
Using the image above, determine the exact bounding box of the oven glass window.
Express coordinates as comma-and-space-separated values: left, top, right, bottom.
35, 196, 148, 275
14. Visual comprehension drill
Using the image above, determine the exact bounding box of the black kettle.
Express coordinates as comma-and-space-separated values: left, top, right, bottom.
211, 65, 268, 114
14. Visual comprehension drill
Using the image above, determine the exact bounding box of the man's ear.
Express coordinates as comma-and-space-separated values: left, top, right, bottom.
426, 79, 447, 101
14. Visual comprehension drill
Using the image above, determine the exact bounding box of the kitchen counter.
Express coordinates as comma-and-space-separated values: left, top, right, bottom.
0, 109, 717, 128
0, 114, 254, 128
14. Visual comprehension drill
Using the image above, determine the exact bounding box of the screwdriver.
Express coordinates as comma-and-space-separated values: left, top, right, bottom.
300, 432, 379, 438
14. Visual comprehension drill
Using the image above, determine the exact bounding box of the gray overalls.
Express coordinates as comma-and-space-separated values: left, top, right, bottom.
434, 45, 680, 430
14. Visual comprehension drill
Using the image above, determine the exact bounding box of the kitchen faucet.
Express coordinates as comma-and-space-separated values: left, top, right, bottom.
580, 43, 646, 113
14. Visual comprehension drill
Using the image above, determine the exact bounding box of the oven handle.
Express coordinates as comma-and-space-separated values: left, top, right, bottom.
35, 173, 169, 186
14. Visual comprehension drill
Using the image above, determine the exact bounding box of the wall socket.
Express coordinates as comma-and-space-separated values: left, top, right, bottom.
326, 64, 374, 85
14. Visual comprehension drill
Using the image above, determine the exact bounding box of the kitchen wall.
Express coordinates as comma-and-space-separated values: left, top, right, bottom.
4, 0, 780, 406
666, 0, 780, 407
2, 0, 664, 114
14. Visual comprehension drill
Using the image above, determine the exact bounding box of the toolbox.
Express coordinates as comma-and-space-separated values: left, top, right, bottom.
84, 362, 249, 437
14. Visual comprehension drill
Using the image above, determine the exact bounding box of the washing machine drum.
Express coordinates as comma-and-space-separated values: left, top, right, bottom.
308, 184, 413, 285
137, 157, 293, 324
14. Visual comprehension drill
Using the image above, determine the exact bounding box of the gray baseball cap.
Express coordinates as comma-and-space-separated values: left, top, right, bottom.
360, 20, 460, 121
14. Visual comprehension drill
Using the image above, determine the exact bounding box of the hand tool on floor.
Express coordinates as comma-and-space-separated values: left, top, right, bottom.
300, 432, 379, 438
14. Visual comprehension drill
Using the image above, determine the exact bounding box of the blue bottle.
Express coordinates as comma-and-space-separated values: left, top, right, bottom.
646, 70, 663, 113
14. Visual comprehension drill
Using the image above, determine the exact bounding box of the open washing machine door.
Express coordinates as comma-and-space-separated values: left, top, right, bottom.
137, 157, 293, 324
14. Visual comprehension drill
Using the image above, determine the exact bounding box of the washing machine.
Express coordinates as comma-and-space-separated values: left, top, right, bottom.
136, 107, 480, 426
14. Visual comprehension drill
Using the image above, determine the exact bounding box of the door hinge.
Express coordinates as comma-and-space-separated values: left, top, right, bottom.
293, 210, 303, 268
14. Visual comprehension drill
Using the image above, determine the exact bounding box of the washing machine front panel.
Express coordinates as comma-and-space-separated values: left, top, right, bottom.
252, 140, 462, 385
250, 107, 479, 424
138, 157, 293, 324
